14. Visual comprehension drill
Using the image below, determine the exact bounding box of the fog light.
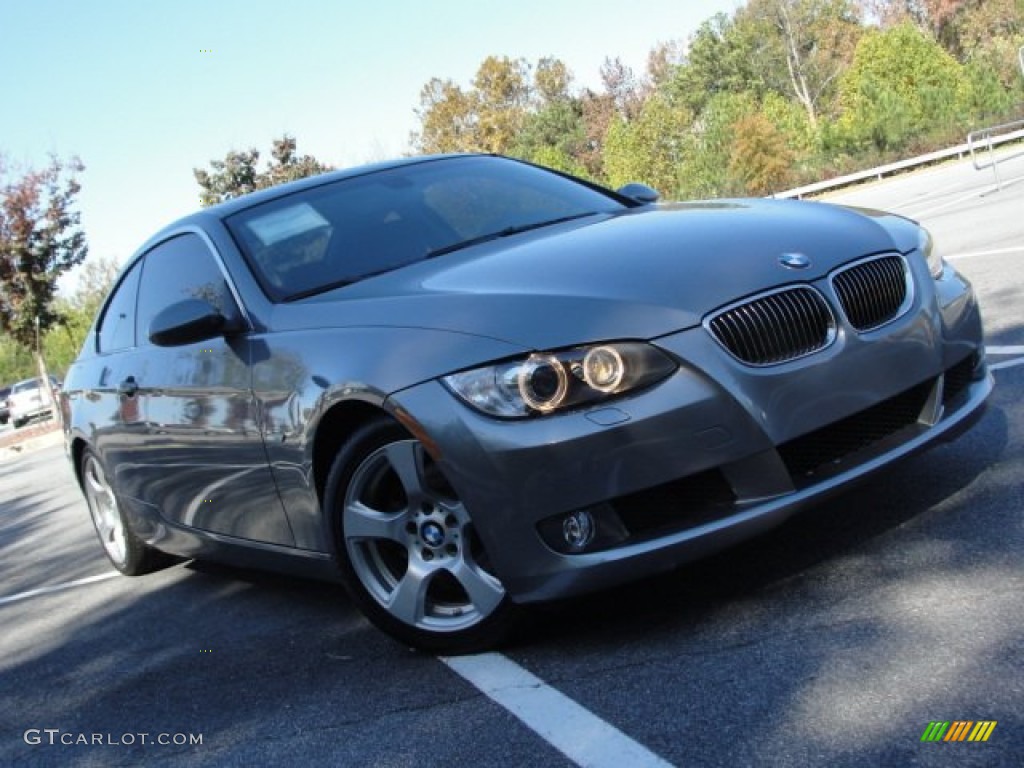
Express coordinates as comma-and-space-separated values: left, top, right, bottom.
562, 509, 595, 551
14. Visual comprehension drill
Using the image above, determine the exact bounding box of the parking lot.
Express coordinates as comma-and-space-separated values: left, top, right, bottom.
1, 153, 1022, 767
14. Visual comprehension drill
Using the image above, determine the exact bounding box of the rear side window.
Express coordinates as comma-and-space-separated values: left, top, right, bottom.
97, 259, 142, 354
134, 233, 230, 346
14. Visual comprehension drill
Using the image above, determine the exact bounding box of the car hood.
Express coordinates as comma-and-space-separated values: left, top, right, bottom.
274, 199, 922, 350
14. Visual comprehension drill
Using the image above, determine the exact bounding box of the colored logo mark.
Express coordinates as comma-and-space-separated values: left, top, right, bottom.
921, 721, 997, 742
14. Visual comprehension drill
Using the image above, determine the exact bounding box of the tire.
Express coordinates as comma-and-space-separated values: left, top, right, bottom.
326, 417, 519, 653
13, 418, 24, 429
80, 448, 173, 576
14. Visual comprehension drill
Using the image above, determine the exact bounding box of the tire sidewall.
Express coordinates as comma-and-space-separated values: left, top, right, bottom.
80, 448, 168, 576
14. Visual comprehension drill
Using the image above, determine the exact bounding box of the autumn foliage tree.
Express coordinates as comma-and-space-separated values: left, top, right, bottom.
194, 135, 332, 206
0, 155, 88, 419
412, 56, 533, 155
0, 156, 88, 353
410, 1, 1019, 199
729, 113, 795, 194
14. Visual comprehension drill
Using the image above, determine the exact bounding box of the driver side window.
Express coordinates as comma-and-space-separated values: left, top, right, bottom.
135, 234, 232, 346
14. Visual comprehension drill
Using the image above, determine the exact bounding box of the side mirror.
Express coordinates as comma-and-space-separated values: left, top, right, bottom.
617, 183, 660, 204
149, 298, 240, 347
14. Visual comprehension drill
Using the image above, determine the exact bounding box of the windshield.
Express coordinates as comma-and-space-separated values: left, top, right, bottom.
225, 156, 629, 301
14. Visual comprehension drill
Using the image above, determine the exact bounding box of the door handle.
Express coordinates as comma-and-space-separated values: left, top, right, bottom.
118, 376, 139, 397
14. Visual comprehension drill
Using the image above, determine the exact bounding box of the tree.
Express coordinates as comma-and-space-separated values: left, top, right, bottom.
534, 56, 573, 106
41, 255, 121, 377
71, 254, 121, 320
0, 155, 88, 420
742, 0, 863, 130
194, 135, 332, 206
862, 1, 968, 45
473, 56, 532, 154
837, 22, 969, 150
412, 57, 531, 156
513, 59, 590, 176
729, 112, 796, 194
665, 14, 765, 115
680, 92, 760, 198
0, 156, 88, 350
412, 77, 478, 154
603, 93, 692, 197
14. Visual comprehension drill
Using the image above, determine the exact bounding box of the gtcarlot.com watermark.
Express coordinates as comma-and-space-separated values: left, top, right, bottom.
24, 729, 202, 747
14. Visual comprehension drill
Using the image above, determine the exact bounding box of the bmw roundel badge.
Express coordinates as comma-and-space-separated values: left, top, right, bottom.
779, 252, 811, 269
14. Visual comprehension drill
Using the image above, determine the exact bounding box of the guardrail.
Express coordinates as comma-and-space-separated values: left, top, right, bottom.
968, 119, 1024, 190
775, 127, 1024, 200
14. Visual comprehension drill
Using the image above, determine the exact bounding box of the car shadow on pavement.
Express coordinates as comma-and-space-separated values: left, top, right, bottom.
507, 397, 1019, 765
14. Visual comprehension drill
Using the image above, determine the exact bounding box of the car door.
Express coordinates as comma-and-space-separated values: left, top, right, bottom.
77, 257, 145, 478
123, 232, 294, 545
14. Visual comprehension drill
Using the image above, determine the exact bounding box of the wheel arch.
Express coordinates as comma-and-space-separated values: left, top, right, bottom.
69, 435, 90, 490
311, 399, 399, 510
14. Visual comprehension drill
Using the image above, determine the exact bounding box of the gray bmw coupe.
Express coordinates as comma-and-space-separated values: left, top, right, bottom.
63, 154, 991, 652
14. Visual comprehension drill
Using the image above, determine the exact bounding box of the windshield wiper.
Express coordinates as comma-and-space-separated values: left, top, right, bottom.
282, 278, 358, 302
425, 212, 599, 260
281, 263, 408, 302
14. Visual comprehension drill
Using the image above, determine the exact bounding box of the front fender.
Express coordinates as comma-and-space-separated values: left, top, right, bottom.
252, 326, 525, 550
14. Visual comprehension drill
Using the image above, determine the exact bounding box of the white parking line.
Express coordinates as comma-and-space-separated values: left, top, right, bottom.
442, 652, 674, 768
0, 572, 119, 606
949, 246, 1024, 261
987, 346, 1024, 355
991, 356, 1024, 372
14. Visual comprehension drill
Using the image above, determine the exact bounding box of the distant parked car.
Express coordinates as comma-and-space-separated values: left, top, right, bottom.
0, 386, 11, 425
8, 376, 60, 428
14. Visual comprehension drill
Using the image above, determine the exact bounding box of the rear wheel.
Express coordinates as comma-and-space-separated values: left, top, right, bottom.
81, 449, 172, 575
326, 418, 517, 653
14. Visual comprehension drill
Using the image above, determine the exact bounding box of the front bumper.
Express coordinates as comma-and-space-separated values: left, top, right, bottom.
387, 265, 991, 603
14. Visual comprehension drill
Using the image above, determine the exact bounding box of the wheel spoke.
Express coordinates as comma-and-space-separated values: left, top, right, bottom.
383, 441, 429, 508
344, 501, 407, 543
387, 560, 431, 625
84, 456, 126, 564
450, 556, 505, 616
343, 434, 508, 635
85, 467, 106, 497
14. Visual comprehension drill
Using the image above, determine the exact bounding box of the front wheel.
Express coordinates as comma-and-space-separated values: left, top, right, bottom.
326, 418, 518, 653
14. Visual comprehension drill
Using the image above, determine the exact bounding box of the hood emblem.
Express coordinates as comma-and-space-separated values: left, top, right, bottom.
779, 252, 811, 269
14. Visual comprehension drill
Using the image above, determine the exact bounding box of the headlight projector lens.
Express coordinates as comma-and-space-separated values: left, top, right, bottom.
518, 355, 569, 412
582, 346, 625, 392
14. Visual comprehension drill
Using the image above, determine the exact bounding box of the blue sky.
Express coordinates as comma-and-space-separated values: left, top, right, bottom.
2, 0, 739, 279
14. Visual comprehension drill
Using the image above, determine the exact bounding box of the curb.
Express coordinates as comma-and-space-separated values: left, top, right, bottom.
0, 427, 64, 462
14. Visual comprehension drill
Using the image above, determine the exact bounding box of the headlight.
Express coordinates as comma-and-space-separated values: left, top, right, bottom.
443, 342, 677, 418
918, 227, 944, 279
